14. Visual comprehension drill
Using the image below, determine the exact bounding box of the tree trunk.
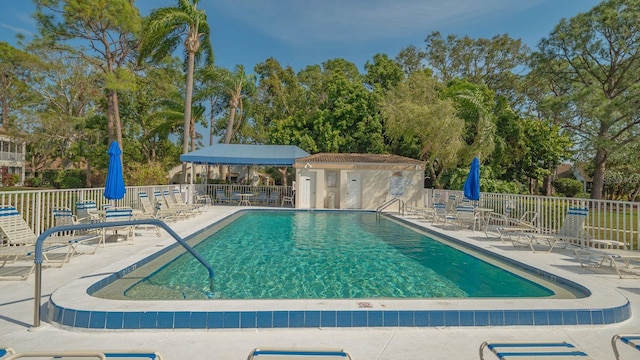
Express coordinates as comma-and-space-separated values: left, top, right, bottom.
223, 105, 236, 144
278, 167, 288, 187
543, 174, 554, 196
208, 97, 215, 179
181, 50, 196, 184
111, 90, 123, 150
591, 148, 607, 199
1, 72, 10, 128
85, 161, 92, 188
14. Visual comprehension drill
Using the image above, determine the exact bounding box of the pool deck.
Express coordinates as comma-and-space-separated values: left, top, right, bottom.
1, 206, 639, 359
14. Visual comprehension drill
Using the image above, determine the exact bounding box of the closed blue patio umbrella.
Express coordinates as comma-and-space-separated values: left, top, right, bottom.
104, 141, 126, 200
463, 157, 480, 201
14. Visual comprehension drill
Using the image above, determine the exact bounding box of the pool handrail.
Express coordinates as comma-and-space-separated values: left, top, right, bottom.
31, 219, 215, 328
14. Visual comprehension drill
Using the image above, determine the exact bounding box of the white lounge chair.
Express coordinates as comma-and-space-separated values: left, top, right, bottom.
479, 340, 592, 359
52, 207, 102, 255
612, 334, 640, 360
140, 192, 185, 222
0, 245, 36, 281
247, 348, 352, 359
161, 190, 197, 215
493, 214, 538, 242
574, 247, 640, 278
3, 350, 163, 359
513, 207, 589, 253
0, 206, 100, 268
170, 188, 205, 212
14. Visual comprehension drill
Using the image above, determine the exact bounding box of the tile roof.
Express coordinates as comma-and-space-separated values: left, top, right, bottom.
298, 153, 423, 164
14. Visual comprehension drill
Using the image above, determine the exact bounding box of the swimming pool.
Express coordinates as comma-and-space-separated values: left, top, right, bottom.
105, 211, 559, 300
48, 209, 631, 329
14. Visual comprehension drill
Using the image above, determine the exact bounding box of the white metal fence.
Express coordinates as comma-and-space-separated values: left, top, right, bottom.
0, 185, 636, 250
0, 184, 293, 236
423, 189, 640, 250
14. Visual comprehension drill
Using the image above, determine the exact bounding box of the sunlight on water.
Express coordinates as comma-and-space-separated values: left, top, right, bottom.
124, 212, 554, 300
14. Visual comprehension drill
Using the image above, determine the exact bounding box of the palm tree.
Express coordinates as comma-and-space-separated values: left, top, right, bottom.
216, 65, 256, 181
219, 65, 257, 144
139, 0, 213, 183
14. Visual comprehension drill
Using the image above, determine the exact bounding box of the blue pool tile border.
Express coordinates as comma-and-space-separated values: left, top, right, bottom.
51, 210, 631, 330
48, 298, 632, 329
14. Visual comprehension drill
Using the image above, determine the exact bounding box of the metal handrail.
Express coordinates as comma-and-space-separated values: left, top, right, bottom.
376, 198, 404, 217
32, 219, 215, 328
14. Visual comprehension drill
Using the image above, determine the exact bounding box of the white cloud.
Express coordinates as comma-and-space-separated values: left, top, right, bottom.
0, 22, 34, 37
210, 0, 546, 44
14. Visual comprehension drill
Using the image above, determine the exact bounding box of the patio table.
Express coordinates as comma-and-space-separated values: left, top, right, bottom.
238, 194, 253, 206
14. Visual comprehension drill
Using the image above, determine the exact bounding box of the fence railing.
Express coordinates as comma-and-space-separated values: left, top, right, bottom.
0, 184, 292, 236
423, 189, 640, 250
0, 185, 636, 250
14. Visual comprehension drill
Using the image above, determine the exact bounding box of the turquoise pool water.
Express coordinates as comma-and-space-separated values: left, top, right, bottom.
121, 211, 555, 300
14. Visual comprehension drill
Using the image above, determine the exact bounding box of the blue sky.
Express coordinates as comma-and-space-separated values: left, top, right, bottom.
1, 0, 602, 72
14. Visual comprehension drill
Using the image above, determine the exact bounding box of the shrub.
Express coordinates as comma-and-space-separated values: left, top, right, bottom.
125, 162, 168, 186
2, 174, 19, 187
553, 178, 583, 197
54, 169, 85, 189
24, 177, 43, 187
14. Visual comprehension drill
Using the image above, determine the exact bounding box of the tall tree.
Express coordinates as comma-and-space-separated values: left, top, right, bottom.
442, 80, 496, 162
532, 0, 640, 199
363, 53, 404, 92
252, 57, 305, 146
395, 45, 426, 77
0, 42, 37, 130
139, 0, 213, 183
424, 32, 530, 103
382, 70, 464, 188
34, 0, 142, 148
27, 48, 101, 180
218, 65, 256, 145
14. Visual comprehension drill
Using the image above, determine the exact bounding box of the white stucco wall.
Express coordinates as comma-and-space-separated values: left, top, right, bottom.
295, 165, 424, 210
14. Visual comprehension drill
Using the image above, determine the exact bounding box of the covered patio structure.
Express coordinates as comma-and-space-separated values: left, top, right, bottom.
180, 144, 310, 167
179, 144, 310, 204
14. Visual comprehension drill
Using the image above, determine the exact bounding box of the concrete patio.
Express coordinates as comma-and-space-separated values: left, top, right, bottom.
0, 206, 639, 359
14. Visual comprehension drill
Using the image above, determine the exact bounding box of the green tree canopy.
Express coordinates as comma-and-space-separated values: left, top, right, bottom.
533, 0, 640, 199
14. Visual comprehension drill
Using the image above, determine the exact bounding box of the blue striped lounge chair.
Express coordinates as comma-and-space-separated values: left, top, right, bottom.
0, 350, 163, 359
432, 202, 455, 225
612, 334, 640, 359
266, 191, 280, 205
52, 207, 101, 255
215, 189, 229, 204
479, 341, 592, 359
102, 207, 134, 245
75, 200, 99, 223
0, 206, 100, 269
515, 207, 589, 253
453, 204, 478, 230
247, 348, 352, 359
254, 190, 268, 204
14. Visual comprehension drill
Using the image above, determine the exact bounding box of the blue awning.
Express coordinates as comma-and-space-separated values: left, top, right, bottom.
180, 144, 310, 166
